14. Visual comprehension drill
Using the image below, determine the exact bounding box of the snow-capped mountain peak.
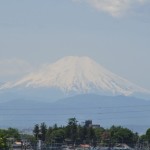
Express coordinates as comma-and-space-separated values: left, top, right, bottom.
0, 56, 149, 96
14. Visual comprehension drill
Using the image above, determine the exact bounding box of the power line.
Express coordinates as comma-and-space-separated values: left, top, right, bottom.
0, 104, 150, 110
0, 109, 150, 116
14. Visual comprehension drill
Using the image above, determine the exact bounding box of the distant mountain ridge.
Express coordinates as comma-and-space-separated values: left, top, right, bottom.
0, 56, 149, 100
0, 94, 150, 134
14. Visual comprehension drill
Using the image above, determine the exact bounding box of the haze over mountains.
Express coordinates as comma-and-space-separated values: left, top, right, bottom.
0, 56, 149, 101
0, 56, 150, 132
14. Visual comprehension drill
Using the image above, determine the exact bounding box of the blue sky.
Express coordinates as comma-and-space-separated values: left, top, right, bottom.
0, 0, 150, 89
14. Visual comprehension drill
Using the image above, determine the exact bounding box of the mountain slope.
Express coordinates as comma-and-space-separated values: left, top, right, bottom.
0, 94, 150, 134
0, 56, 149, 97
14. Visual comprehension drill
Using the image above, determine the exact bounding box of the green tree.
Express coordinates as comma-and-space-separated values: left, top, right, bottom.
7, 128, 20, 139
146, 128, 150, 143
0, 137, 6, 149
33, 124, 40, 140
87, 127, 96, 146
66, 118, 78, 143
40, 122, 47, 141
0, 128, 20, 149
50, 129, 65, 143
101, 130, 111, 146
77, 125, 87, 143
46, 127, 53, 143
109, 126, 135, 147
53, 124, 58, 130
94, 127, 105, 143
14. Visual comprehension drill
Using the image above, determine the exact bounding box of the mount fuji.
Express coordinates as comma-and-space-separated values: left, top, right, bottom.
1, 56, 150, 130
0, 56, 149, 102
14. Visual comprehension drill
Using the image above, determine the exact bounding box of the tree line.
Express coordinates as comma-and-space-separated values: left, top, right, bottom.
1, 118, 150, 149
32, 118, 148, 148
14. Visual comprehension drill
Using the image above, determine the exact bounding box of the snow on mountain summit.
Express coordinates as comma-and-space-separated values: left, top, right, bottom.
0, 56, 148, 96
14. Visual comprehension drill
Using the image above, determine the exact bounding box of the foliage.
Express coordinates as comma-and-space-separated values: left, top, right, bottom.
0, 137, 7, 149
146, 128, 150, 142
109, 125, 136, 147
45, 127, 53, 143
33, 124, 40, 140
40, 122, 47, 141
31, 119, 140, 148
50, 129, 65, 143
0, 128, 20, 149
65, 118, 78, 143
0, 118, 145, 149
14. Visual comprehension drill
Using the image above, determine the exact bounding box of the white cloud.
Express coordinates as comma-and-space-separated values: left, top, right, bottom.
73, 0, 149, 17
89, 0, 130, 16
0, 59, 34, 81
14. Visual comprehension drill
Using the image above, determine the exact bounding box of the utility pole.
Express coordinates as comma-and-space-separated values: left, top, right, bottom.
37, 132, 42, 150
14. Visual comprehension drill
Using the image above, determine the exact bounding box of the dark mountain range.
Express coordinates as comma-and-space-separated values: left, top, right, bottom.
0, 94, 150, 134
